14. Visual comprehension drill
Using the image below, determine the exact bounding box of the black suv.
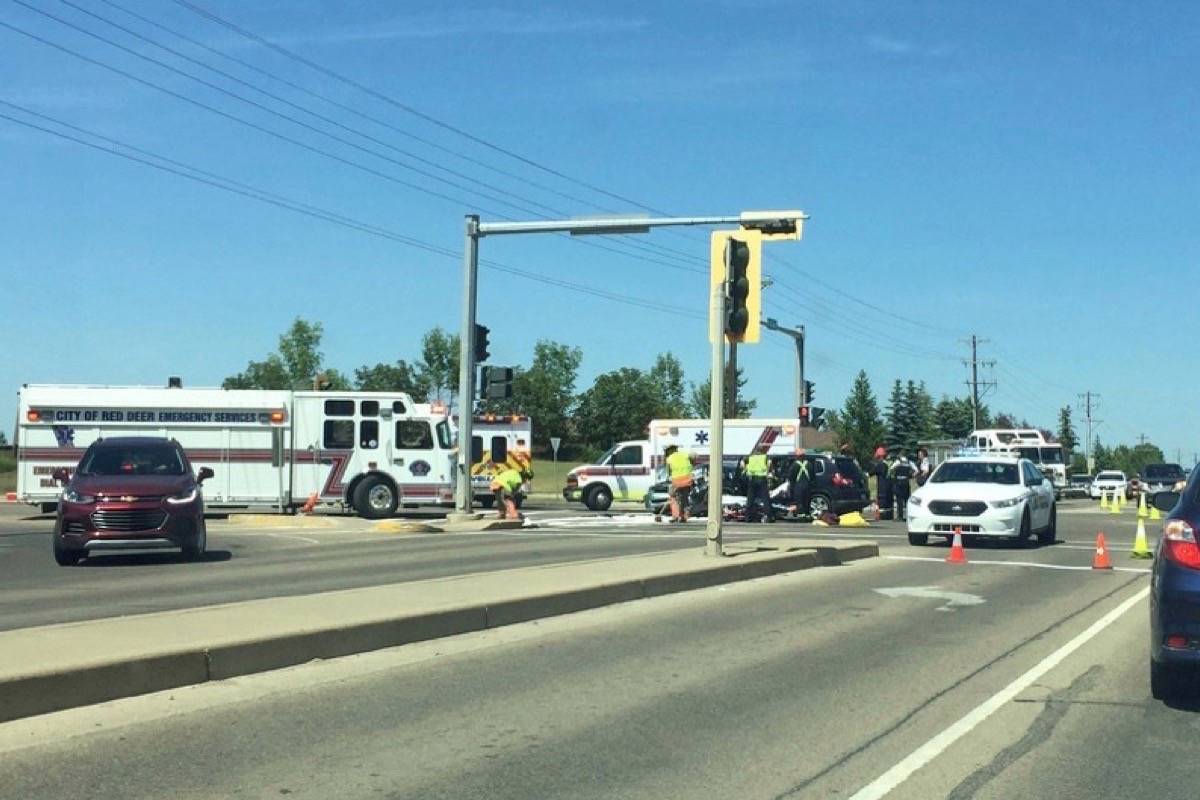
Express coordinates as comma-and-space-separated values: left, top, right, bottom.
771, 453, 871, 517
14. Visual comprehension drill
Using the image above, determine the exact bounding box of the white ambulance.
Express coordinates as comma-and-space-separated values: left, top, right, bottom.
562, 418, 802, 511
15, 384, 456, 518
467, 414, 533, 508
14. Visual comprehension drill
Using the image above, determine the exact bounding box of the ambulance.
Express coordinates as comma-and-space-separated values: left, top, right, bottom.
562, 418, 802, 511
468, 414, 533, 508
15, 384, 456, 518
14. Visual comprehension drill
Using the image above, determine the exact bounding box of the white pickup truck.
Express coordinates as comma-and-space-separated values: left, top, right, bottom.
561, 418, 802, 511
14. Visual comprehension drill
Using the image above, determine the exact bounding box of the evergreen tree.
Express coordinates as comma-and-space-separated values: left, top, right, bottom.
906, 381, 937, 444
934, 396, 975, 439
884, 380, 909, 453
831, 370, 886, 467
1056, 406, 1077, 454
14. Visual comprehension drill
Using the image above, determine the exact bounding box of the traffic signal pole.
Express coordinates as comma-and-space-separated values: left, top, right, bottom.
707, 266, 728, 556
452, 214, 481, 517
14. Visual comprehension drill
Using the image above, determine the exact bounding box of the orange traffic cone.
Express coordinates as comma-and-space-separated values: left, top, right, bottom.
1092, 532, 1113, 570
947, 528, 968, 564
301, 492, 318, 515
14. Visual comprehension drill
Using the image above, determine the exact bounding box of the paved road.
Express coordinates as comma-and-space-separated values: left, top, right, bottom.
0, 503, 1181, 799
0, 500, 1149, 631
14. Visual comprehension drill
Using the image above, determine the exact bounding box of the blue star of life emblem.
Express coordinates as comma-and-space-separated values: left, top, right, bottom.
694, 431, 709, 445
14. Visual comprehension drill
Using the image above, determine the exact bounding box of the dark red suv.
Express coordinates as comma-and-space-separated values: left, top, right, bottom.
52, 437, 213, 566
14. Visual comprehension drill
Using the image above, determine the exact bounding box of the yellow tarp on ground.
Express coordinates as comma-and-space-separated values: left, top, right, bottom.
839, 511, 869, 527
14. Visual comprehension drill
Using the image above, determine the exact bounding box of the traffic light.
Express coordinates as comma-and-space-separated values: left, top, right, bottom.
710, 230, 762, 343
799, 405, 810, 426
479, 366, 514, 400
810, 407, 826, 429
474, 323, 490, 363
804, 380, 815, 406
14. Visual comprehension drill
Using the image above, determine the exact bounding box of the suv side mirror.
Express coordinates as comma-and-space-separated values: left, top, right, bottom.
51, 468, 70, 484
197, 467, 215, 483
1152, 491, 1180, 513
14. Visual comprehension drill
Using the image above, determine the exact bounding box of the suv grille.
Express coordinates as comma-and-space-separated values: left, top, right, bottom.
928, 500, 987, 517
92, 510, 167, 531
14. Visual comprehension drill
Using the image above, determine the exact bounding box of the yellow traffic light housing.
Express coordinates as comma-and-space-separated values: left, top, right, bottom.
710, 229, 762, 343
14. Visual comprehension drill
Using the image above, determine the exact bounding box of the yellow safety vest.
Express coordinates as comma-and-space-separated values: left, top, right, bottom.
494, 469, 524, 492
666, 451, 693, 480
746, 453, 769, 477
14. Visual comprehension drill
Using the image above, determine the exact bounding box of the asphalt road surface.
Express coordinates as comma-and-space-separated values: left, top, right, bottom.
0, 500, 1149, 631
0, 500, 1184, 799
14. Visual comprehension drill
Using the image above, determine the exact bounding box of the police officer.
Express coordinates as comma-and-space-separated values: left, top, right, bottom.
872, 446, 892, 519
789, 449, 811, 519
744, 450, 772, 523
888, 449, 917, 522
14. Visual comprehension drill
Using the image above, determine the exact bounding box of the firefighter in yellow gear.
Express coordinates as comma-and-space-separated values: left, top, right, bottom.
489, 467, 525, 520
664, 445, 694, 523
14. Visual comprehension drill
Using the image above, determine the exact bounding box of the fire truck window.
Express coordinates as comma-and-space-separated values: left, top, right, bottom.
323, 420, 354, 449
324, 400, 354, 417
392, 401, 407, 414
612, 446, 642, 466
471, 436, 483, 463
360, 400, 379, 417
437, 421, 453, 450
491, 436, 508, 464
360, 420, 379, 449
396, 421, 433, 450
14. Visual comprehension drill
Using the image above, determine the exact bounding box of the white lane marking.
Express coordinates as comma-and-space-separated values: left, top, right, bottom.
265, 532, 321, 545
884, 554, 1152, 574
874, 586, 985, 612
848, 584, 1150, 800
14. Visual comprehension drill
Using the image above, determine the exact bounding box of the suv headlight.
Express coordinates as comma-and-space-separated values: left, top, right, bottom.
908, 496, 922, 506
62, 487, 95, 503
166, 487, 199, 505
991, 496, 1024, 509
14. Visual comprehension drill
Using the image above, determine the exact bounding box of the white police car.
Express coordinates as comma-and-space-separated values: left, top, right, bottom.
906, 455, 1057, 546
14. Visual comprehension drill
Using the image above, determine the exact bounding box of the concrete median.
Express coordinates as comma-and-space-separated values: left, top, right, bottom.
0, 540, 876, 723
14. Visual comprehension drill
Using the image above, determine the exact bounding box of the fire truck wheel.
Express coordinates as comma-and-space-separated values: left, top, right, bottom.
354, 476, 398, 519
585, 484, 613, 512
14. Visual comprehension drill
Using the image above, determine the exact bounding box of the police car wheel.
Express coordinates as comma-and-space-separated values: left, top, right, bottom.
1038, 505, 1057, 545
907, 533, 928, 546
354, 477, 398, 519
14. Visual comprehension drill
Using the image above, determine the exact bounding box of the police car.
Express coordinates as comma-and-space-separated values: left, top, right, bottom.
906, 454, 1057, 547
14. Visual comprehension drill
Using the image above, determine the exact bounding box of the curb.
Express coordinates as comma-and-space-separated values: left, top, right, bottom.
0, 542, 877, 722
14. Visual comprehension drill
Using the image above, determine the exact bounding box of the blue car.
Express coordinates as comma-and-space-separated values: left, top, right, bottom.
1150, 469, 1200, 699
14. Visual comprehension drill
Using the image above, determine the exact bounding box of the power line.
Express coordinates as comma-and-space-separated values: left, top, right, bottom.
0, 103, 704, 321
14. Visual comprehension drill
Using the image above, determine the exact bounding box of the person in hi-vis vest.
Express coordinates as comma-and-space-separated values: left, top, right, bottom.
664, 445, 694, 523
744, 450, 773, 523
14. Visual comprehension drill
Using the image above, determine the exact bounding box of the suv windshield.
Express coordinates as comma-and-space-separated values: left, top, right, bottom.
1144, 464, 1184, 480
931, 461, 1019, 485
79, 444, 186, 476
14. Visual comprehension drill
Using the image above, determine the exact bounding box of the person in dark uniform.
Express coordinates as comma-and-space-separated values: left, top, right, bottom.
872, 446, 892, 520
889, 450, 917, 522
789, 449, 812, 518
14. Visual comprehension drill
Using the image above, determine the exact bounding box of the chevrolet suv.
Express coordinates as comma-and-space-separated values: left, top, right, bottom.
52, 437, 213, 565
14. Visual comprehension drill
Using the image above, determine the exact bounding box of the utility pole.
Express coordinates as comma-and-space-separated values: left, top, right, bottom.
1138, 433, 1148, 446
961, 335, 995, 430
762, 318, 805, 446
1077, 391, 1101, 474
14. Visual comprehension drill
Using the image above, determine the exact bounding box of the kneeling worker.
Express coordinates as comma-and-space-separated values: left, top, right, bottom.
490, 466, 526, 520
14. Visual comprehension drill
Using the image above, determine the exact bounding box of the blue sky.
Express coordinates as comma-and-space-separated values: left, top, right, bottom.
1, 0, 1197, 459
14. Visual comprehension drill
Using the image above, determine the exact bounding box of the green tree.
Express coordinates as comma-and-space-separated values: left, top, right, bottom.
831, 370, 886, 466
687, 369, 756, 418
649, 352, 688, 418
1056, 406, 1077, 454
934, 396, 975, 439
223, 317, 330, 390
574, 368, 663, 450
884, 380, 912, 453
1093, 438, 1113, 471
0, 430, 8, 447
417, 327, 461, 405
482, 340, 583, 449
353, 360, 428, 398
906, 381, 937, 442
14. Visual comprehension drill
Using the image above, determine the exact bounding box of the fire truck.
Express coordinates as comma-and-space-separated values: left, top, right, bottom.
15, 384, 455, 518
